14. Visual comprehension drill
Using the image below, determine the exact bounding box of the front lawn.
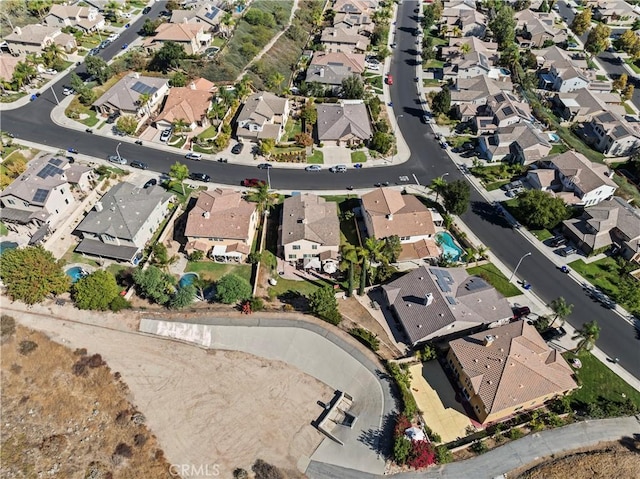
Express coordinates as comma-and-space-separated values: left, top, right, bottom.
284, 118, 302, 141
425, 59, 444, 69
530, 229, 554, 241
625, 58, 640, 74
197, 125, 218, 140
623, 102, 635, 115
485, 179, 510, 191
563, 351, 640, 411
307, 150, 324, 164
446, 135, 474, 148
351, 151, 367, 163
185, 261, 252, 283
466, 263, 522, 297
364, 74, 383, 89
550, 144, 569, 155
422, 78, 441, 87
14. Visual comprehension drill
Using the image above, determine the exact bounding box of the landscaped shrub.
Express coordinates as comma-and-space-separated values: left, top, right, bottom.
1, 315, 16, 340
509, 427, 524, 440
249, 297, 265, 312
18, 340, 38, 356
393, 436, 412, 465
387, 362, 419, 418
470, 439, 488, 455
251, 458, 284, 479
435, 444, 453, 464
349, 327, 380, 352
408, 440, 436, 469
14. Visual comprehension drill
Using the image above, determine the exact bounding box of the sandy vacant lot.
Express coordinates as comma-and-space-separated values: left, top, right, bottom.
12, 310, 332, 476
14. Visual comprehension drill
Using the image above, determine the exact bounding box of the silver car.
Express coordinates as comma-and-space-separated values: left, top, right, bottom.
107, 155, 127, 165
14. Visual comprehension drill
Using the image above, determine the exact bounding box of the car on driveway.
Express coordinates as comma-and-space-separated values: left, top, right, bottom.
329, 165, 347, 173
190, 172, 210, 182
185, 152, 202, 160
106, 111, 120, 124
512, 305, 531, 319
305, 165, 322, 171
143, 178, 157, 188
559, 246, 577, 257
541, 327, 567, 342
130, 160, 148, 169
44, 69, 58, 75
62, 87, 74, 96
242, 178, 266, 187
107, 155, 127, 165
549, 236, 567, 248
231, 143, 244, 154
160, 128, 172, 142
257, 163, 273, 169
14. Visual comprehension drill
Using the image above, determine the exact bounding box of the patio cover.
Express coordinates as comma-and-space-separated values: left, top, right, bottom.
303, 257, 321, 269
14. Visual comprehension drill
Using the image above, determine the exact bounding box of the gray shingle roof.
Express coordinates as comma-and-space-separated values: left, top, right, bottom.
92, 73, 168, 112
280, 194, 340, 247
316, 101, 372, 141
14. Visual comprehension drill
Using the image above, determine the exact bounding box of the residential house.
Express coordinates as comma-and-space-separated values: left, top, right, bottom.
305, 51, 366, 90
562, 196, 640, 260
320, 27, 370, 54
360, 188, 440, 261
515, 9, 566, 48
145, 22, 211, 55
0, 54, 22, 82
443, 50, 509, 81
92, 73, 169, 122
447, 321, 577, 424
552, 88, 625, 122
278, 194, 340, 271
443, 9, 487, 37
441, 37, 498, 63
537, 46, 611, 93
592, 0, 639, 25
479, 123, 552, 164
155, 85, 212, 131
333, 12, 374, 34
74, 182, 173, 263
316, 100, 372, 146
3, 25, 77, 55
332, 0, 376, 16
184, 188, 258, 262
474, 91, 532, 133
236, 91, 289, 142
587, 111, 640, 156
170, 4, 223, 30
82, 0, 126, 11
382, 265, 513, 345
0, 155, 81, 237
526, 150, 617, 206
45, 5, 105, 33
450, 75, 514, 121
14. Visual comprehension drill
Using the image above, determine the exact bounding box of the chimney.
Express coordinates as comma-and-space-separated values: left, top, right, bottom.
319, 67, 325, 78
483, 335, 495, 347
133, 72, 140, 79
386, 213, 393, 220
424, 293, 433, 306
203, 211, 210, 219
94, 201, 103, 212
14, 27, 22, 35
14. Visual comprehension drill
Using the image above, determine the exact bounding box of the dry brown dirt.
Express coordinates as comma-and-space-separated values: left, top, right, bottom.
510, 440, 640, 479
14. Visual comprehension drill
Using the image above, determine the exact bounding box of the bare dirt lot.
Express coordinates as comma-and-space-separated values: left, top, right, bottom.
5, 307, 332, 477
511, 440, 640, 479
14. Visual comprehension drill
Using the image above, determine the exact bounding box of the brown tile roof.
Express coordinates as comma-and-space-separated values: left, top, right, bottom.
184, 188, 256, 241
398, 239, 442, 261
280, 194, 340, 247
154, 22, 203, 42
156, 87, 211, 125
361, 188, 436, 239
188, 77, 215, 92
449, 321, 577, 416
309, 51, 366, 74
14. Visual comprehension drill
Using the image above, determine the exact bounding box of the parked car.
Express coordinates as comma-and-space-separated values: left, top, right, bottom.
422, 114, 431, 124
62, 87, 74, 96
231, 143, 244, 154
185, 152, 202, 160
305, 165, 322, 171
549, 236, 567, 248
107, 33, 119, 42
541, 327, 567, 342
88, 48, 100, 56
242, 178, 266, 187
130, 160, 148, 169
44, 68, 58, 75
257, 163, 272, 169
386, 74, 394, 85
160, 128, 172, 142
99, 40, 111, 49
512, 305, 531, 319
143, 178, 157, 188
106, 112, 120, 124
559, 246, 577, 257
107, 155, 127, 165
190, 172, 210, 182
329, 165, 347, 173
143, 6, 152, 14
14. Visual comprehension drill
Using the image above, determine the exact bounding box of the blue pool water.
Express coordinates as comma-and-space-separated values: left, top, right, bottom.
0, 241, 18, 255
66, 266, 89, 283
179, 273, 198, 288
436, 232, 464, 262
548, 133, 560, 142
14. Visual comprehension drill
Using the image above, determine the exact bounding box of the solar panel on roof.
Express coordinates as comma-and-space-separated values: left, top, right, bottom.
32, 188, 49, 203
430, 268, 453, 293
131, 81, 158, 96
36, 164, 64, 179
502, 106, 514, 116
204, 8, 219, 19
446, 296, 457, 305
50, 158, 63, 166
465, 277, 486, 291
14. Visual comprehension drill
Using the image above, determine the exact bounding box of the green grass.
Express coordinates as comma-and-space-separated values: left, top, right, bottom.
446, 135, 473, 148
625, 58, 640, 74
106, 263, 128, 278
169, 136, 187, 148
365, 75, 383, 89
185, 261, 252, 283
485, 179, 510, 191
62, 245, 101, 268
284, 118, 302, 141
426, 34, 447, 47
268, 276, 337, 298
531, 229, 554, 241
81, 110, 100, 127
550, 144, 569, 155
307, 150, 324, 164
0, 222, 8, 236
623, 102, 636, 115
422, 78, 441, 87
0, 91, 27, 103
351, 151, 367, 163
612, 173, 640, 205
466, 263, 522, 297
425, 59, 444, 69
197, 125, 218, 140
211, 37, 226, 48
563, 351, 640, 410
556, 126, 605, 164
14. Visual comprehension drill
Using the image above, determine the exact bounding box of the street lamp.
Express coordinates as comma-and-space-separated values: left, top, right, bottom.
116, 142, 122, 160
509, 252, 532, 283
392, 114, 404, 163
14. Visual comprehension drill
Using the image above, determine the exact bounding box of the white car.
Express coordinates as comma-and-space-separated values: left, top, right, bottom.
62, 87, 74, 96
185, 152, 202, 160
329, 165, 347, 173
160, 129, 172, 142
44, 69, 58, 75
305, 165, 322, 171
107, 33, 119, 42
366, 63, 380, 71
121, 12, 132, 18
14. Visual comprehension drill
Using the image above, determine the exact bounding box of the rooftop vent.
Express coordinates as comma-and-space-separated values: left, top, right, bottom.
203, 211, 210, 219
424, 293, 433, 306
483, 335, 495, 347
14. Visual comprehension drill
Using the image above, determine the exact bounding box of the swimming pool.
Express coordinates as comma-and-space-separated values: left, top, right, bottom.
179, 273, 199, 288
436, 232, 464, 262
66, 266, 89, 283
0, 241, 18, 255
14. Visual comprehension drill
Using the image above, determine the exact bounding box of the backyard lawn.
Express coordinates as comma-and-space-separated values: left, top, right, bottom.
351, 151, 367, 163
0, 222, 8, 236
284, 118, 302, 141
322, 196, 361, 246
466, 263, 522, 297
267, 276, 337, 298
62, 245, 100, 268
185, 261, 252, 283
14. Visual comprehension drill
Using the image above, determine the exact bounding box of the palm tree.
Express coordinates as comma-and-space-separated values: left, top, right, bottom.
475, 245, 489, 265
550, 297, 574, 327
246, 182, 276, 213
429, 176, 449, 203
207, 101, 227, 123
465, 246, 478, 265
221, 11, 235, 38
460, 42, 471, 55
173, 118, 190, 136
340, 244, 358, 297
267, 72, 285, 91
364, 236, 386, 267
218, 87, 235, 107
12, 61, 37, 90
42, 43, 67, 68
235, 76, 253, 99
138, 92, 151, 116
572, 320, 600, 353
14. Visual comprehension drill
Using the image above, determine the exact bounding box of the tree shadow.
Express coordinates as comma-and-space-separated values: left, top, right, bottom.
618, 435, 640, 453
357, 412, 395, 457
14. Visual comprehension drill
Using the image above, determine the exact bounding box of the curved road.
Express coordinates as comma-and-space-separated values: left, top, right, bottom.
2, 2, 639, 375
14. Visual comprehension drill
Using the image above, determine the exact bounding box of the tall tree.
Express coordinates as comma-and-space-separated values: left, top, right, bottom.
266, 71, 285, 91
517, 190, 569, 229
308, 286, 342, 325
429, 175, 449, 202
169, 161, 189, 195
72, 270, 119, 310
258, 138, 275, 157
42, 42, 67, 68
622, 83, 634, 102
341, 74, 365, 99
208, 101, 227, 123
170, 284, 196, 309
357, 246, 368, 295
442, 180, 471, 215
488, 5, 516, 48
382, 235, 402, 263
585, 23, 611, 55
340, 244, 359, 297
571, 8, 592, 36
432, 87, 451, 115
85, 55, 111, 84
300, 103, 318, 133
149, 41, 186, 72
550, 297, 574, 327
612, 73, 628, 91
572, 320, 600, 353
132, 266, 176, 305
216, 273, 252, 304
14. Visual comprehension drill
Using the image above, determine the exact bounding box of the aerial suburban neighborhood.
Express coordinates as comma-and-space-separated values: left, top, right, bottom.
1, 0, 640, 478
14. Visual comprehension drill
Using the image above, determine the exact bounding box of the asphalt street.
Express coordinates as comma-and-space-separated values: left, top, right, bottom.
2, 2, 639, 375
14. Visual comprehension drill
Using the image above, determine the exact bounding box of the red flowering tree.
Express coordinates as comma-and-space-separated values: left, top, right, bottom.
408, 440, 436, 469
394, 414, 412, 438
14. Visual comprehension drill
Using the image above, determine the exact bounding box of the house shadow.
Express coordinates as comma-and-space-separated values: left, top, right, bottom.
367, 288, 410, 346
420, 360, 468, 417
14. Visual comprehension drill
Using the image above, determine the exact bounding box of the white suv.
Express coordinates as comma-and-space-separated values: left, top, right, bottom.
160, 128, 172, 142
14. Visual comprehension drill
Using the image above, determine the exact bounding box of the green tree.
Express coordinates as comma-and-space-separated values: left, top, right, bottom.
170, 71, 188, 87
550, 297, 573, 327
422, 0, 443, 31
0, 246, 69, 304
615, 29, 639, 56
216, 274, 252, 304
149, 41, 187, 72
42, 42, 67, 69
517, 190, 569, 229
246, 182, 277, 212
132, 266, 175, 305
341, 74, 365, 99
432, 87, 451, 116
488, 5, 516, 48
11, 61, 37, 90
72, 270, 119, 310
571, 8, 592, 36
393, 436, 412, 465
308, 286, 342, 325
170, 284, 196, 309
169, 161, 189, 195
585, 23, 611, 55
357, 246, 368, 295
572, 320, 600, 353
152, 243, 177, 270
258, 138, 275, 158
140, 18, 162, 36
340, 244, 359, 297
208, 101, 227, 123
370, 131, 393, 154
116, 115, 138, 135
266, 71, 285, 91
621, 83, 634, 102
441, 180, 470, 215
382, 235, 402, 263
612, 73, 628, 91
85, 55, 111, 84
429, 175, 449, 202
540, 0, 550, 12
300, 103, 318, 132
617, 276, 640, 310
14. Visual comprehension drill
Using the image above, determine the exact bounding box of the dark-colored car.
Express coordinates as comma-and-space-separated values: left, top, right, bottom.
106, 111, 120, 124
549, 236, 567, 248
242, 178, 266, 187
257, 163, 273, 169
559, 246, 577, 257
143, 178, 157, 188
231, 143, 244, 154
190, 172, 210, 182
130, 160, 148, 170
512, 306, 531, 319
142, 6, 152, 14
541, 327, 567, 342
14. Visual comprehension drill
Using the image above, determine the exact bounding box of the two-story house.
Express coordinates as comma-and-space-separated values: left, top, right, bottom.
479, 122, 552, 164
236, 92, 289, 142
474, 91, 532, 133
145, 22, 211, 55
170, 4, 223, 30
155, 83, 212, 131
332, 12, 374, 34
320, 27, 370, 54
316, 100, 372, 146
45, 4, 105, 33
305, 51, 366, 91
279, 194, 340, 270
552, 88, 625, 123
184, 188, 257, 262
588, 111, 640, 157
3, 25, 77, 55
450, 75, 514, 121
74, 182, 173, 263
515, 9, 566, 48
